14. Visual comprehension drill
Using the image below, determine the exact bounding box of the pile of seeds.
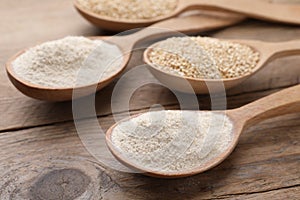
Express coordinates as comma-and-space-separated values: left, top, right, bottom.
77, 0, 178, 20
148, 36, 260, 79
111, 110, 233, 173
148, 37, 221, 79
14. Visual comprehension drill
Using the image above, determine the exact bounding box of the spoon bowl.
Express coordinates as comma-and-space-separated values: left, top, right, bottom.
106, 84, 300, 178
105, 111, 244, 178
74, 0, 178, 32
143, 39, 300, 94
5, 37, 130, 102
74, 0, 300, 31
6, 14, 244, 101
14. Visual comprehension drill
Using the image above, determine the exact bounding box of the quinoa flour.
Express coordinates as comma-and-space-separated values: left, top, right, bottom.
111, 110, 233, 174
12, 36, 123, 88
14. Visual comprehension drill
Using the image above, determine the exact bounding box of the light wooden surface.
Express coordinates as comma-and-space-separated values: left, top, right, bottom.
0, 0, 299, 199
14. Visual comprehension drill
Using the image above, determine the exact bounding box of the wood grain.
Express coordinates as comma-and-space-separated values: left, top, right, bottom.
0, 0, 299, 199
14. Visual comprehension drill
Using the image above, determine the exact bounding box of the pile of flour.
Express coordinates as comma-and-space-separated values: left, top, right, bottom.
12, 36, 123, 88
111, 110, 233, 174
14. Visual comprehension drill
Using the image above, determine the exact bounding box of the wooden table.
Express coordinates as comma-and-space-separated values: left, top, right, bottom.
0, 0, 299, 199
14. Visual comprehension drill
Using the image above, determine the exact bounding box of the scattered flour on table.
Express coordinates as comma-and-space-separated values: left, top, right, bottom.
111, 110, 233, 174
12, 36, 123, 88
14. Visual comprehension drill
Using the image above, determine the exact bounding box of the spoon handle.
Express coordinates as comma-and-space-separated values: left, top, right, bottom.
266, 40, 300, 60
235, 84, 300, 126
117, 13, 244, 49
181, 0, 300, 25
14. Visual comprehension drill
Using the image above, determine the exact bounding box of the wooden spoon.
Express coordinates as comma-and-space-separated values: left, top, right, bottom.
74, 0, 300, 31
6, 14, 244, 102
144, 39, 300, 94
106, 84, 300, 178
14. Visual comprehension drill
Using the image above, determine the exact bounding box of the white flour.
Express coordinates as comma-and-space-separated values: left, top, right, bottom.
12, 36, 123, 88
111, 110, 233, 174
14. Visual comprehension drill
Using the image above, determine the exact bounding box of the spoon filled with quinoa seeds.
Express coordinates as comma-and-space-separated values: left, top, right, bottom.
74, 0, 300, 31
106, 84, 300, 178
144, 37, 300, 94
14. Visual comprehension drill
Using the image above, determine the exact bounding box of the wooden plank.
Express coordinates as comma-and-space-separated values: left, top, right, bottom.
0, 83, 286, 132
221, 186, 300, 200
0, 108, 299, 199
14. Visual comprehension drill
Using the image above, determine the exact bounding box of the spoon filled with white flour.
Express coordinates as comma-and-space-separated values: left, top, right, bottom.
107, 110, 234, 177
12, 36, 123, 88
107, 84, 300, 178
6, 36, 125, 101
106, 110, 237, 177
